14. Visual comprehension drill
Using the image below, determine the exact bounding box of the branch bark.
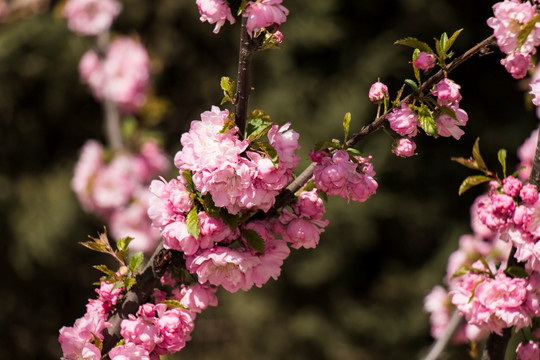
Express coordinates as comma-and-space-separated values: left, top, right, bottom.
421, 310, 464, 360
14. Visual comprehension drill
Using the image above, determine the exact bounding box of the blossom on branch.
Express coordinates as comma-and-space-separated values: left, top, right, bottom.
63, 0, 122, 36
244, 0, 289, 37
196, 0, 235, 34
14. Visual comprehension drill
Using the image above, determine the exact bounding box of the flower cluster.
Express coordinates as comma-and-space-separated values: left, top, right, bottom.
79, 36, 151, 113
72, 139, 170, 252
487, 0, 540, 80
310, 149, 378, 203
196, 0, 289, 38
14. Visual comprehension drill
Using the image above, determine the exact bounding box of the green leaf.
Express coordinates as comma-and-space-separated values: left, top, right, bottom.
162, 299, 187, 309
182, 170, 196, 193
93, 264, 116, 277
417, 104, 438, 137
237, 0, 248, 15
246, 112, 273, 141
472, 138, 488, 172
303, 180, 316, 192
439, 32, 448, 56
121, 116, 138, 142
79, 241, 109, 254
346, 147, 362, 156
128, 251, 144, 274
201, 193, 220, 218
124, 277, 136, 291
186, 206, 200, 240
116, 236, 133, 252
220, 211, 240, 230
458, 175, 491, 195
316, 189, 328, 203
412, 48, 421, 83
451, 156, 482, 171
241, 228, 266, 253
404, 79, 418, 93
219, 118, 237, 134
438, 105, 457, 120
504, 266, 529, 279
343, 112, 351, 143
220, 76, 236, 104
393, 84, 406, 105
512, 165, 526, 178
91, 332, 103, 351
452, 265, 490, 278
394, 37, 434, 54
444, 28, 463, 54
518, 13, 540, 50
112, 281, 125, 291
253, 141, 279, 168
498, 149, 507, 178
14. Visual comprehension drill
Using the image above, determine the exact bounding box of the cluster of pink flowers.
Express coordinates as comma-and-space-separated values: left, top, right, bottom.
63, 0, 122, 36
196, 0, 289, 38
310, 149, 378, 203
72, 139, 170, 252
487, 0, 540, 80
148, 105, 334, 294
79, 36, 151, 113
59, 280, 123, 359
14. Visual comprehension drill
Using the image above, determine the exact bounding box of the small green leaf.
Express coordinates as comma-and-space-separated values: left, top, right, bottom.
404, 79, 418, 93
458, 175, 491, 195
121, 116, 138, 142
346, 147, 362, 156
220, 76, 236, 104
343, 112, 351, 143
220, 211, 240, 230
512, 165, 526, 178
439, 32, 448, 56
472, 138, 488, 172
237, 0, 248, 15
451, 156, 482, 171
316, 189, 328, 203
504, 266, 529, 279
518, 13, 540, 50
93, 264, 116, 277
128, 251, 144, 274
393, 84, 406, 106
182, 170, 196, 193
253, 141, 279, 168
394, 37, 434, 54
438, 105, 457, 120
246, 113, 273, 141
219, 118, 237, 134
124, 277, 136, 290
79, 241, 109, 254
201, 193, 220, 218
186, 206, 200, 240
412, 48, 421, 83
162, 300, 187, 309
116, 236, 133, 252
242, 228, 265, 253
498, 149, 507, 178
303, 180, 316, 192
444, 28, 463, 54
91, 332, 103, 351
417, 104, 438, 137
112, 281, 125, 291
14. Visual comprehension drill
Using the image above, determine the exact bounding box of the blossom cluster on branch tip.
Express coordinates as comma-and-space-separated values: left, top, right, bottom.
196, 0, 289, 38
72, 140, 170, 253
425, 136, 540, 350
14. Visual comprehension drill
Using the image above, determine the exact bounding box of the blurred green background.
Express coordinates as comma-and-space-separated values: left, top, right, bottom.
1, 0, 537, 359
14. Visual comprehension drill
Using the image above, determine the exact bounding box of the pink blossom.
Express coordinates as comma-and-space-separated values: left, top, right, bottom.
368, 80, 389, 103
435, 104, 468, 140
517, 341, 540, 360
148, 178, 193, 228
79, 37, 151, 113
267, 122, 301, 172
520, 183, 539, 204
120, 314, 161, 353
243, 0, 289, 37
487, 0, 540, 55
186, 246, 261, 292
470, 195, 497, 240
161, 220, 198, 255
71, 140, 104, 212
292, 189, 326, 220
196, 0, 235, 34
252, 237, 290, 286
477, 192, 515, 231
198, 211, 239, 248
502, 176, 522, 197
177, 283, 218, 313
155, 308, 195, 354
386, 103, 418, 137
282, 217, 326, 249
59, 313, 110, 360
414, 52, 436, 71
63, 0, 122, 36
393, 138, 416, 157
109, 343, 150, 360
530, 79, 540, 107
501, 52, 532, 79
431, 78, 462, 106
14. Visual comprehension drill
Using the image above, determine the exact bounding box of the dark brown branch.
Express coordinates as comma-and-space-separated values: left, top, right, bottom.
482, 126, 540, 360
101, 243, 182, 354
234, 17, 263, 133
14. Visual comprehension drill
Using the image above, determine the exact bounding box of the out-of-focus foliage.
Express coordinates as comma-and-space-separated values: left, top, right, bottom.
1, 0, 537, 359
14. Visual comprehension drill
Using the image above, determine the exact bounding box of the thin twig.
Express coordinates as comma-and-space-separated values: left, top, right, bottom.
421, 310, 463, 360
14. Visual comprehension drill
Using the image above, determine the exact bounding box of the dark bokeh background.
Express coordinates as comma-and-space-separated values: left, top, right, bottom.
1, 0, 537, 359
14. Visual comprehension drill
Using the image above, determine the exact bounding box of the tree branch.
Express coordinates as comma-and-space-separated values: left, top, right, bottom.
421, 310, 464, 360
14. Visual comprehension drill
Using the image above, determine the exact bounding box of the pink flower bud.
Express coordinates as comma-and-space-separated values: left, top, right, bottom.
414, 51, 436, 71
368, 80, 389, 103
393, 138, 416, 158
